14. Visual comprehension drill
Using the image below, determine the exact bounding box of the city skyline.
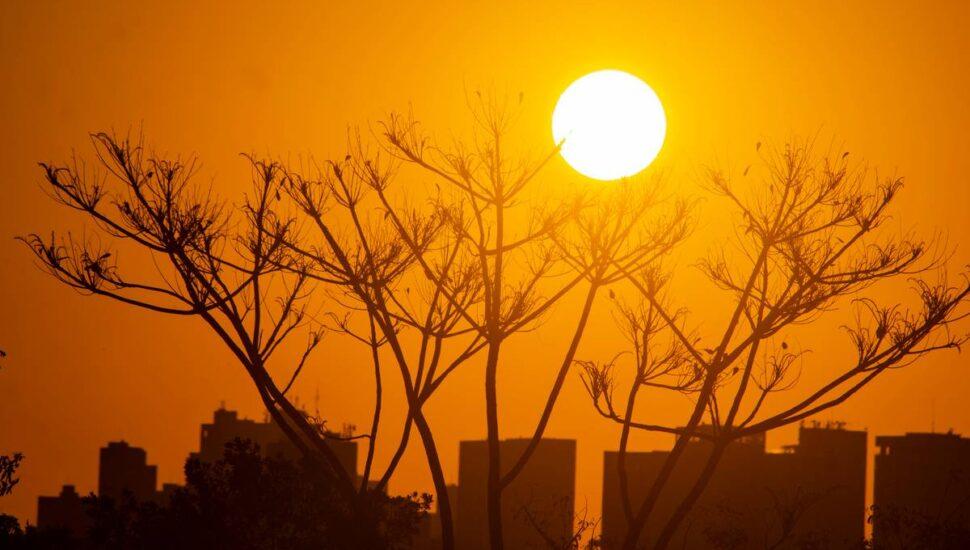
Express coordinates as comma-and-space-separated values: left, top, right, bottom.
29, 404, 970, 547
14, 398, 970, 526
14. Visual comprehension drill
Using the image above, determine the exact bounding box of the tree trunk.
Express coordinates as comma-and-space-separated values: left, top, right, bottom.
621, 380, 715, 550
617, 381, 642, 523
413, 410, 455, 550
485, 342, 504, 550
652, 442, 727, 550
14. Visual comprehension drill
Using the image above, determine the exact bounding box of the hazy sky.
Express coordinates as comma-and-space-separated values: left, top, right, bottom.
2, 1, 969, 524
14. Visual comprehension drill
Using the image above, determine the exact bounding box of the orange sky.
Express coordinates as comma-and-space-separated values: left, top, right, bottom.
2, 0, 969, 526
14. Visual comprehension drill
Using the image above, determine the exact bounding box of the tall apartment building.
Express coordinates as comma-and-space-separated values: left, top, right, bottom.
98, 440, 158, 502
456, 438, 576, 550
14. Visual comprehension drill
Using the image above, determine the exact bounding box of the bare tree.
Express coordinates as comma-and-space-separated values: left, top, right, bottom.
264, 142, 484, 549
581, 142, 970, 550
19, 133, 410, 541
369, 96, 691, 550
20, 103, 689, 549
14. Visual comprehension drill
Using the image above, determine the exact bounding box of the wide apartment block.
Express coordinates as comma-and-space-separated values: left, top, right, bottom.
602, 423, 866, 549
36, 484, 87, 537
195, 406, 358, 480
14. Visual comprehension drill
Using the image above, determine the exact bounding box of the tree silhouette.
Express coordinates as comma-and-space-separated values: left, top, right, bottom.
580, 142, 970, 549
246, 97, 687, 549
367, 97, 689, 549
266, 137, 481, 548
22, 123, 970, 550
20, 133, 392, 536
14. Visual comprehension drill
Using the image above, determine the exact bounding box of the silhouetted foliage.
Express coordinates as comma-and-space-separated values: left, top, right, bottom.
0, 517, 75, 550
0, 452, 23, 497
0, 454, 24, 549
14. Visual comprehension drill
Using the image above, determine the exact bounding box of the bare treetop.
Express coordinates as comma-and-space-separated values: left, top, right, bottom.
581, 141, 969, 550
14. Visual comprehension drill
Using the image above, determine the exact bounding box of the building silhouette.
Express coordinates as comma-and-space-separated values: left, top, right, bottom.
873, 431, 970, 545
36, 440, 160, 534
196, 407, 290, 462
98, 440, 158, 502
601, 422, 866, 549
36, 484, 87, 537
34, 407, 360, 536
456, 438, 576, 550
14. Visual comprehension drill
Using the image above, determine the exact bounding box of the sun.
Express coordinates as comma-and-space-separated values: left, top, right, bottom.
552, 70, 666, 181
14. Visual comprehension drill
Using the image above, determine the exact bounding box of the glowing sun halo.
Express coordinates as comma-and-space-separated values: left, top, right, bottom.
552, 70, 666, 181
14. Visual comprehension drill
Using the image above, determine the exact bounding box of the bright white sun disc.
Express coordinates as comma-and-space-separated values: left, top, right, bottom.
552, 70, 666, 181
